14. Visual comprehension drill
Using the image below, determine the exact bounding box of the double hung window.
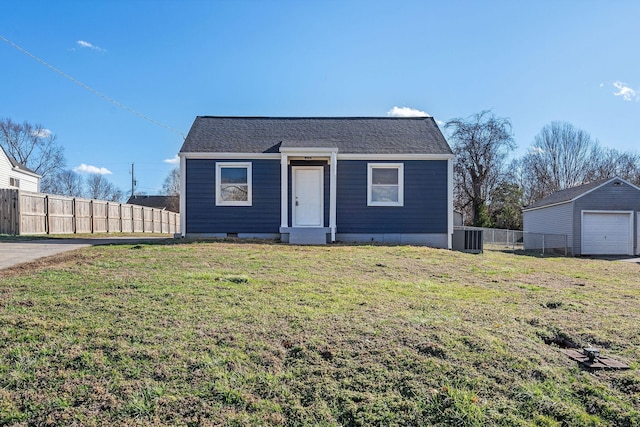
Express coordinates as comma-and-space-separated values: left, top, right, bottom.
367, 163, 404, 206
216, 162, 252, 206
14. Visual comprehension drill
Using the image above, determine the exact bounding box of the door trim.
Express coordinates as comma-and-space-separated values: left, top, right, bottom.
292, 166, 324, 228
637, 212, 639, 255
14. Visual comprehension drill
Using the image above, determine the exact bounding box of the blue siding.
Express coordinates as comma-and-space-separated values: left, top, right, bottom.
186, 159, 281, 233
336, 160, 448, 233
186, 158, 449, 235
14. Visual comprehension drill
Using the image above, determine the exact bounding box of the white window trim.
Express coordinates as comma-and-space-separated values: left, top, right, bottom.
367, 163, 404, 207
216, 162, 252, 206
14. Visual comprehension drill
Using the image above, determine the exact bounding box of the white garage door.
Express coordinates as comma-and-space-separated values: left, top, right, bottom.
582, 211, 633, 255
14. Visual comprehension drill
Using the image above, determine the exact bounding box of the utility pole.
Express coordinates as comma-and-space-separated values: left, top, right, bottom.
130, 163, 137, 198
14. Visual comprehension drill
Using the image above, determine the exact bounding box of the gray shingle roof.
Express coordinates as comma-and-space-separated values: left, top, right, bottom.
524, 177, 621, 210
179, 116, 453, 155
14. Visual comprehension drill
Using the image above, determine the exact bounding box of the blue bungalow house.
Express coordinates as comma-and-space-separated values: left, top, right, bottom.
178, 116, 454, 247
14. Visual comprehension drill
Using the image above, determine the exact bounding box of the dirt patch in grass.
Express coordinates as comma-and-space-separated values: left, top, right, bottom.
0, 241, 639, 425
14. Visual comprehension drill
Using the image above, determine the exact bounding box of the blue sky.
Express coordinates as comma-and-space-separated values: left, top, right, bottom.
2, 0, 640, 195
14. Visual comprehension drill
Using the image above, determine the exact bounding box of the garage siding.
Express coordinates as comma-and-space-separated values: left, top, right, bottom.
573, 181, 640, 255
523, 202, 574, 252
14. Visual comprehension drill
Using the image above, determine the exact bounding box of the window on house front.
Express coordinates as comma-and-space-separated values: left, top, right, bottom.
216, 162, 252, 206
367, 163, 404, 206
9, 177, 20, 188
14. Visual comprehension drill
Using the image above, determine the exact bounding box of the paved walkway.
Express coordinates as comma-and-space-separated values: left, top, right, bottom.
0, 237, 171, 270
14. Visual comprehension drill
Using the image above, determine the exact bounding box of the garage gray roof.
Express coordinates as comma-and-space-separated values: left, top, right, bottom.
524, 177, 624, 210
179, 116, 453, 155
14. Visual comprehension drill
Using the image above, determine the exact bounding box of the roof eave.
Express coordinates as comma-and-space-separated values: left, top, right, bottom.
12, 165, 41, 178
522, 200, 572, 212
179, 151, 455, 160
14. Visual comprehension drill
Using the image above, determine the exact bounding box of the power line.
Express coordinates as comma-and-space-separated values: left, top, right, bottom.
0, 34, 186, 139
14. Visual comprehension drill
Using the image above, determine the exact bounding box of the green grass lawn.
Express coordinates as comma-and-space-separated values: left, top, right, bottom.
1, 240, 639, 426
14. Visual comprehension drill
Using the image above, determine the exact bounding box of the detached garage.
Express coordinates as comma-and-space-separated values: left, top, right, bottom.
523, 177, 640, 256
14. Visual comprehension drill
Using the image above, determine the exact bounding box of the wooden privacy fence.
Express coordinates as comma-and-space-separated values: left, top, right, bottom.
0, 189, 180, 236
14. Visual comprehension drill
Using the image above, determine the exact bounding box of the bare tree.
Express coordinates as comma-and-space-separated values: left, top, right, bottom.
85, 174, 123, 202
515, 122, 640, 205
41, 169, 84, 197
586, 147, 640, 186
521, 122, 598, 201
162, 167, 180, 196
0, 117, 65, 180
445, 111, 515, 226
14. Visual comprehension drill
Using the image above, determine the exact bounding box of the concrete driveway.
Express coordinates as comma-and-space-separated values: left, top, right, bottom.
583, 255, 640, 264
0, 237, 171, 270
614, 257, 640, 264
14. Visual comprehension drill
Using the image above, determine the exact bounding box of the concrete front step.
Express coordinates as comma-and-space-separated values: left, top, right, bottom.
288, 228, 328, 245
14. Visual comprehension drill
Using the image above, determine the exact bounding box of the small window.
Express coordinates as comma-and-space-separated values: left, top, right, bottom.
367, 163, 404, 206
9, 177, 20, 188
216, 162, 252, 206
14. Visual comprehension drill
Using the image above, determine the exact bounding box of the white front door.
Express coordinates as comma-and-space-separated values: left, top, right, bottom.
293, 167, 323, 227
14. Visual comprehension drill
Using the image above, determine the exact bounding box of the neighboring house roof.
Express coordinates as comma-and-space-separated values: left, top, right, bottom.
180, 116, 453, 155
127, 195, 179, 212
0, 145, 41, 177
523, 176, 638, 211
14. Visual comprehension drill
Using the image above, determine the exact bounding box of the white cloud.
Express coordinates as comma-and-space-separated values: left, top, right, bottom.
529, 146, 545, 155
76, 40, 106, 52
73, 163, 112, 175
163, 155, 180, 164
435, 119, 445, 127
387, 106, 430, 117
30, 128, 52, 138
612, 81, 638, 101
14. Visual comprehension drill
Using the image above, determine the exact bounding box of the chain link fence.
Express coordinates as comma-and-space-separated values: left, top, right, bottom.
522, 232, 569, 256
454, 226, 569, 256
